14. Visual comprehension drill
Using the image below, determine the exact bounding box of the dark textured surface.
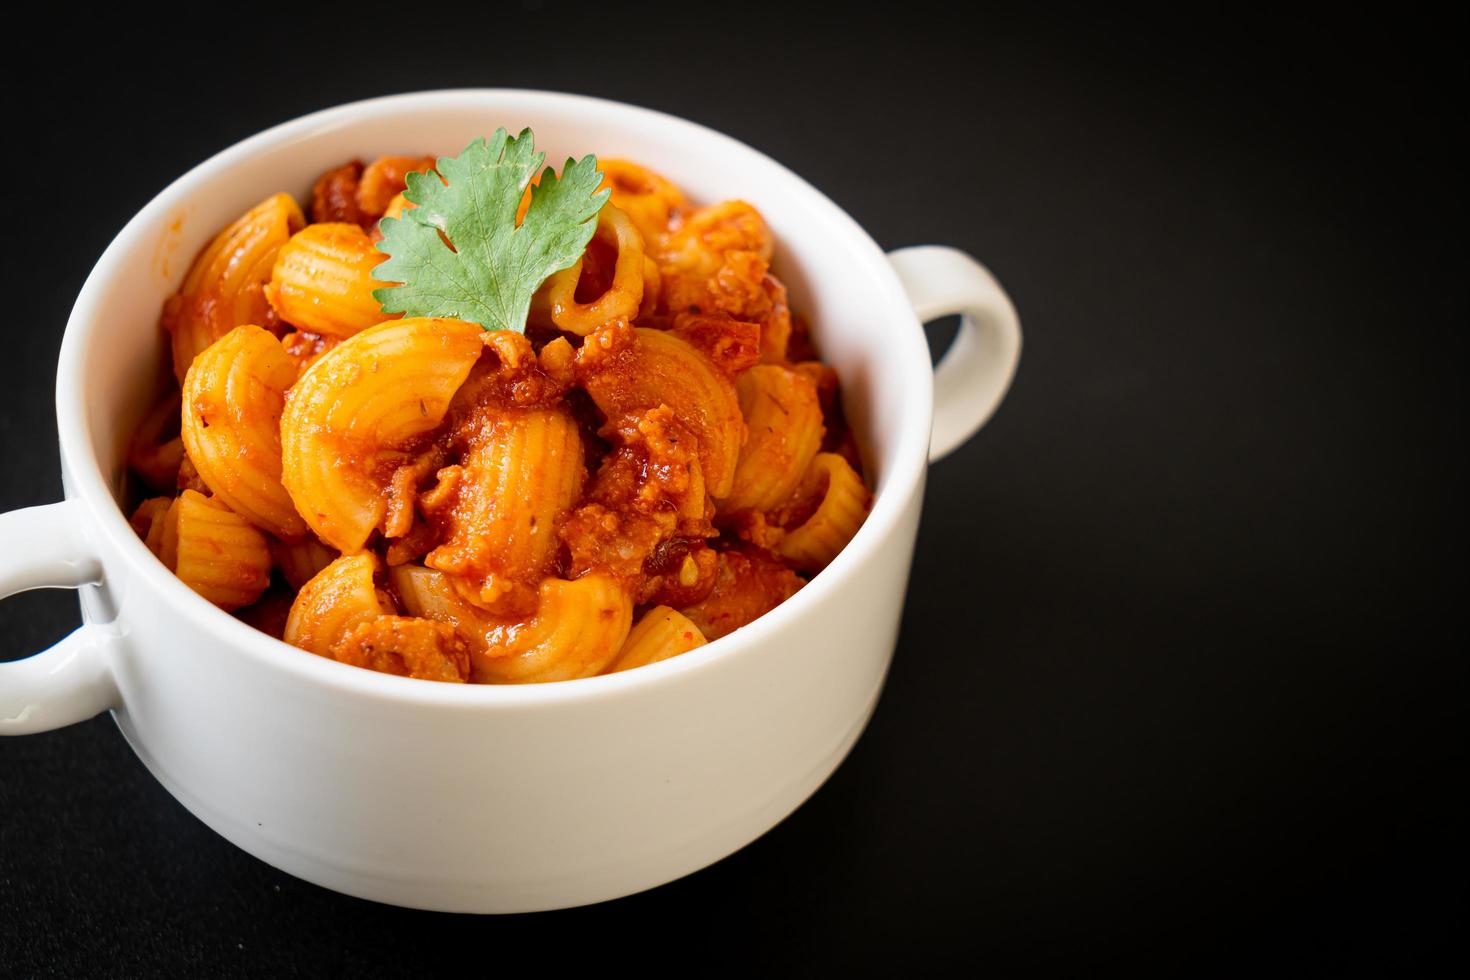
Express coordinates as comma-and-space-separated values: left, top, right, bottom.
1, 6, 1461, 974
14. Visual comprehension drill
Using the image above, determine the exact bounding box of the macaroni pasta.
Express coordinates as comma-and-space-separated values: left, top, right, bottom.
131, 150, 873, 683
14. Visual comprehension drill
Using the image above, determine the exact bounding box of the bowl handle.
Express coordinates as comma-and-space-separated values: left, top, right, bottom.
887, 246, 1022, 462
0, 501, 119, 735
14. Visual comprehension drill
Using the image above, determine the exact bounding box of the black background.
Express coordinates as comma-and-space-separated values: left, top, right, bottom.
1, 5, 1462, 974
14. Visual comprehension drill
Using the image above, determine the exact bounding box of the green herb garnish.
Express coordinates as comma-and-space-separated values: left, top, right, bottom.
372, 128, 610, 332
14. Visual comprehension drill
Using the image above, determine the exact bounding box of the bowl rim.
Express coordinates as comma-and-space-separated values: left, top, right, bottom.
55, 88, 934, 707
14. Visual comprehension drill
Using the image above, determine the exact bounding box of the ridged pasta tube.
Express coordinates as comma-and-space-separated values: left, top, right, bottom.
579, 325, 746, 499
164, 192, 304, 382
424, 406, 584, 610
159, 490, 272, 611
129, 496, 174, 556
393, 565, 632, 683
474, 574, 634, 684
598, 159, 686, 247
391, 564, 494, 635
280, 318, 484, 552
533, 205, 645, 336
181, 325, 305, 539
778, 453, 871, 572
266, 222, 388, 338
724, 364, 824, 514
269, 535, 338, 591
284, 552, 389, 656
356, 155, 436, 218
605, 606, 707, 673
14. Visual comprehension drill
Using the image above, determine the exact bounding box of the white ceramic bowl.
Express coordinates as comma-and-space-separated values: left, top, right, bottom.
0, 90, 1020, 912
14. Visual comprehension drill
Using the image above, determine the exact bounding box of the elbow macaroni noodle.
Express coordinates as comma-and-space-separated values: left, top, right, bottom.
423, 405, 585, 614
182, 324, 305, 540
597, 159, 686, 248
266, 222, 390, 338
280, 317, 484, 552
777, 453, 872, 573
531, 205, 646, 336
156, 489, 272, 611
162, 192, 304, 383
578, 325, 747, 500
284, 552, 389, 656
608, 606, 708, 673
131, 151, 873, 683
724, 364, 825, 514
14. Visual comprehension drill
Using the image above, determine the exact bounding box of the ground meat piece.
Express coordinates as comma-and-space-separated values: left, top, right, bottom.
332, 616, 470, 683
310, 160, 365, 226
678, 547, 803, 640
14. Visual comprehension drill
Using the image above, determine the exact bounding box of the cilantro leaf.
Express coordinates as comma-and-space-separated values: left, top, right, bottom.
371, 128, 610, 332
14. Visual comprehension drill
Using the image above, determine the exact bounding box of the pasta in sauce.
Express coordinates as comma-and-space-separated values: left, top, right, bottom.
130, 150, 872, 683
